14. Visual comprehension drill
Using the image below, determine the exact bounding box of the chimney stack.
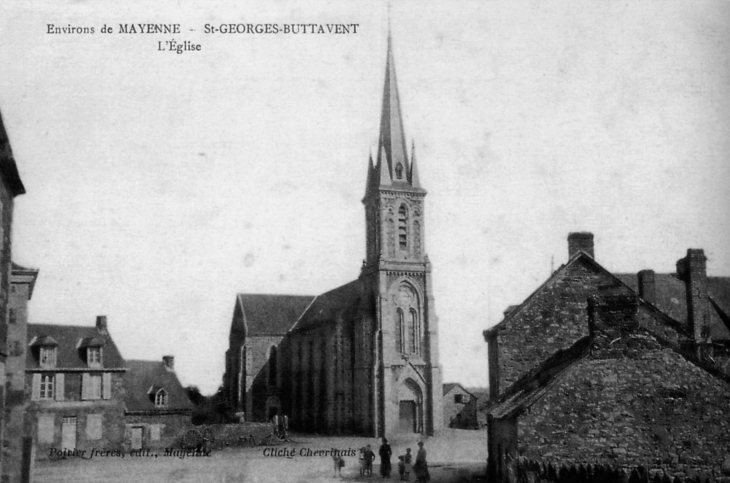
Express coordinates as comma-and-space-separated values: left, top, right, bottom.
568, 232, 594, 259
96, 315, 108, 334
588, 294, 639, 350
637, 270, 656, 305
163, 355, 175, 371
676, 249, 710, 343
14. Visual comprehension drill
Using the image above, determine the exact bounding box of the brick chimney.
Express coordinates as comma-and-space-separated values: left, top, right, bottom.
676, 249, 710, 343
163, 355, 175, 371
588, 294, 639, 352
96, 315, 108, 334
637, 270, 656, 305
568, 232, 594, 259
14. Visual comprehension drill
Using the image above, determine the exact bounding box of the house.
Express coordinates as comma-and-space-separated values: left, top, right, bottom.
25, 316, 127, 455
442, 383, 478, 429
483, 233, 730, 403
487, 294, 730, 475
0, 109, 27, 482
223, 34, 443, 436
123, 355, 192, 450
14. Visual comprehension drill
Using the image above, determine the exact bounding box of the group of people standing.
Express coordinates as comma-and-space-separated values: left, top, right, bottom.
357, 439, 429, 482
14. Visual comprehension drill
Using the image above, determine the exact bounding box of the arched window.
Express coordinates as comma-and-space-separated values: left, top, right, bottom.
268, 346, 278, 388
410, 309, 420, 354
395, 163, 404, 179
155, 388, 168, 407
398, 205, 408, 249
396, 309, 405, 353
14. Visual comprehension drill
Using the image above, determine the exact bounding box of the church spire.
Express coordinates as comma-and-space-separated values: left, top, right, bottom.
377, 31, 409, 184
410, 140, 422, 188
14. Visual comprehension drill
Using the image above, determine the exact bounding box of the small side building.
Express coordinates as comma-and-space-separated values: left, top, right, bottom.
442, 383, 478, 429
123, 356, 193, 450
26, 316, 127, 456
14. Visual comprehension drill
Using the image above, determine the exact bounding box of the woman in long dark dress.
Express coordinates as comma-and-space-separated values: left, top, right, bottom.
413, 441, 430, 482
379, 437, 392, 478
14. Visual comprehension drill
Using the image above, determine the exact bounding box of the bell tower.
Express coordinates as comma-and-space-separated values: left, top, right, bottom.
362, 34, 427, 271
360, 33, 442, 436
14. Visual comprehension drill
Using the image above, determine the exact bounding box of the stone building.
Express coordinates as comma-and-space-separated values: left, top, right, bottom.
123, 355, 192, 450
224, 36, 443, 436
26, 316, 128, 456
487, 294, 730, 474
442, 383, 478, 429
483, 232, 730, 402
0, 110, 27, 481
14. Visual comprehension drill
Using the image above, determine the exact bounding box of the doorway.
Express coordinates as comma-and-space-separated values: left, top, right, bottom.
131, 427, 143, 450
61, 416, 77, 450
398, 401, 417, 433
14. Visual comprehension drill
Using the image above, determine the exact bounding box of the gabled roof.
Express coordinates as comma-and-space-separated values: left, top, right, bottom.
0, 110, 25, 196
291, 279, 365, 332
123, 359, 193, 412
442, 383, 475, 397
11, 262, 39, 299
615, 273, 730, 340
484, 252, 640, 338
235, 294, 314, 336
26, 323, 125, 369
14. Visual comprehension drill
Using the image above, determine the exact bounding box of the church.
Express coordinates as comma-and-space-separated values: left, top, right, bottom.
223, 36, 443, 436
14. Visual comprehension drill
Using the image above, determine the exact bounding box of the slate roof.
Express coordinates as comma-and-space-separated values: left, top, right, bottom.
291, 279, 365, 332
236, 294, 314, 336
615, 273, 730, 340
123, 359, 193, 413
0, 110, 25, 196
26, 323, 126, 369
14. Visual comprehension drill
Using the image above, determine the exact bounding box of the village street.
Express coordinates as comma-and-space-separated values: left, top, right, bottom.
34, 430, 488, 483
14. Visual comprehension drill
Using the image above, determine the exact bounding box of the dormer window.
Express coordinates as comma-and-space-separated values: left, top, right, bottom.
395, 163, 404, 179
148, 386, 168, 407
40, 346, 57, 367
155, 389, 168, 407
87, 347, 102, 367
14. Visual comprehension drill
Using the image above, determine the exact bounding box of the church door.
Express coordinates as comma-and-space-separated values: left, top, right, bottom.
398, 401, 417, 433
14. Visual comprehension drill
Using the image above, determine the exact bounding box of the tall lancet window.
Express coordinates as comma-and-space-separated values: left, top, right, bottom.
398, 205, 408, 249
396, 309, 405, 353
268, 345, 278, 388
410, 309, 420, 354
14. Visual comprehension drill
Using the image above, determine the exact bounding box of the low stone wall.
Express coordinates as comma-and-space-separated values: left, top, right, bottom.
175, 423, 275, 450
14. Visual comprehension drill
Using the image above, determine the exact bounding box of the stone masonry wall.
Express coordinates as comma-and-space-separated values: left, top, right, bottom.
517, 345, 730, 471
494, 259, 632, 396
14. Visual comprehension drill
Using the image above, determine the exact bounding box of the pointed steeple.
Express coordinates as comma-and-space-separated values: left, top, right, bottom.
377, 31, 410, 184
410, 140, 422, 188
364, 151, 375, 196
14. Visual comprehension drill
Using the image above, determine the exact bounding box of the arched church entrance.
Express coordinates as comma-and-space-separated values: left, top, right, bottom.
265, 396, 281, 420
398, 379, 423, 433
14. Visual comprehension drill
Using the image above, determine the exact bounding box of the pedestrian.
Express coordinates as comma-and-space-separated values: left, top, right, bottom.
333, 453, 345, 477
359, 447, 366, 476
281, 414, 289, 440
271, 414, 279, 438
404, 448, 413, 481
397, 456, 406, 481
379, 437, 392, 478
413, 442, 430, 482
364, 444, 375, 477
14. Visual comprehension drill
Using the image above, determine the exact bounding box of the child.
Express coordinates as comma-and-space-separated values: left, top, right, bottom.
333, 453, 344, 477
364, 444, 375, 477
404, 448, 413, 481
359, 447, 366, 476
398, 456, 406, 481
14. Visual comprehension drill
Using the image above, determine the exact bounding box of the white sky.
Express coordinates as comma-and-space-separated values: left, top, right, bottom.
1, 0, 729, 394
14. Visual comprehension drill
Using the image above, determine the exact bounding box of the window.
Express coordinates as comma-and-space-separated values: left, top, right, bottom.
82, 373, 110, 400
398, 205, 408, 249
40, 374, 55, 400
9, 308, 16, 324
88, 375, 102, 399
410, 309, 420, 354
454, 394, 463, 404
40, 346, 57, 367
87, 347, 102, 367
155, 389, 168, 407
396, 309, 405, 354
268, 346, 278, 388
395, 163, 404, 179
